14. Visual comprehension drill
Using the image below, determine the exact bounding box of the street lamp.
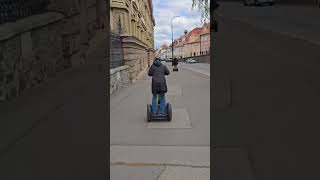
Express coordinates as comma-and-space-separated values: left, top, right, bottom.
171, 16, 180, 60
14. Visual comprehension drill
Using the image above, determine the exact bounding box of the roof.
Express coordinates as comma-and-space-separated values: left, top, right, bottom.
160, 44, 169, 49
186, 27, 202, 38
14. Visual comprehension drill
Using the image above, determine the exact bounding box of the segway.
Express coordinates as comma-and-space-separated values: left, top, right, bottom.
147, 95, 172, 122
173, 66, 178, 72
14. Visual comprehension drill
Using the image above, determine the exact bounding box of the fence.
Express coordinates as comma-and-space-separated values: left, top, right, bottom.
110, 33, 125, 69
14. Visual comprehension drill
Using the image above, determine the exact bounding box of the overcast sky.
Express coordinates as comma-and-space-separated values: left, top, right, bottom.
153, 0, 208, 48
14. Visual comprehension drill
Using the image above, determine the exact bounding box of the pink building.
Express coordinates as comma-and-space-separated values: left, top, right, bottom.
199, 23, 210, 55
171, 22, 210, 59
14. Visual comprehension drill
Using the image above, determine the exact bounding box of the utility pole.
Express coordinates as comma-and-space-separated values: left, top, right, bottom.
171, 16, 180, 60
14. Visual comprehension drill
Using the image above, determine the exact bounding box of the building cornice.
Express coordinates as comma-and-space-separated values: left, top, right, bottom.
111, 0, 129, 12
121, 35, 153, 49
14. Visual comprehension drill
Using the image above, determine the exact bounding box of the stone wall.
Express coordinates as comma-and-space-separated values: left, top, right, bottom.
0, 12, 64, 101
110, 34, 125, 68
48, 0, 107, 66
193, 55, 210, 64
110, 65, 130, 94
121, 36, 154, 82
109, 35, 154, 94
0, 0, 108, 101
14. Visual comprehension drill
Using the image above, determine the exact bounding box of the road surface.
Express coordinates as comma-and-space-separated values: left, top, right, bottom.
213, 2, 320, 180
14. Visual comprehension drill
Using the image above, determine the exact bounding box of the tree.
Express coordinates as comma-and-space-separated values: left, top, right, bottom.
191, 0, 210, 22
191, 0, 220, 22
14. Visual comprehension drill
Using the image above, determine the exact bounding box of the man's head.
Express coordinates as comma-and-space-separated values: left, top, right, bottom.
153, 58, 162, 66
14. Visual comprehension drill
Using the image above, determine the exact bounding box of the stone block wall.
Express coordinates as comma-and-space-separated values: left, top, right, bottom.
0, 12, 65, 101
48, 0, 107, 66
110, 65, 130, 94
193, 55, 210, 64
110, 34, 125, 68
0, 1, 108, 101
121, 36, 153, 82
109, 35, 154, 94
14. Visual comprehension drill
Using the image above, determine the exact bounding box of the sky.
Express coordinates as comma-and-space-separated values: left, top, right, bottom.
153, 0, 209, 48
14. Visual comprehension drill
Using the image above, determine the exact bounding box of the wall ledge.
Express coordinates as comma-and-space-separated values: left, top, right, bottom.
0, 12, 64, 42
110, 65, 130, 75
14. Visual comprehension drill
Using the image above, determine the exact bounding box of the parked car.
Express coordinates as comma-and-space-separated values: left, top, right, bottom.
186, 58, 197, 64
243, 0, 275, 6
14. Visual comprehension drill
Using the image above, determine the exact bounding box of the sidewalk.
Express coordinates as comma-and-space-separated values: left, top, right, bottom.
110, 63, 210, 179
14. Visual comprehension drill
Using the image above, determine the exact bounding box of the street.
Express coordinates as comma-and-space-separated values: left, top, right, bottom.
213, 2, 320, 180
178, 63, 210, 77
219, 2, 320, 44
110, 62, 210, 179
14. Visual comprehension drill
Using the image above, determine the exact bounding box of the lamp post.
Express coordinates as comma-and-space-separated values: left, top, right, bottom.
171, 16, 180, 60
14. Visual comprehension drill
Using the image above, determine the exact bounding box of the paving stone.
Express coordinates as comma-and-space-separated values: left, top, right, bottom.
167, 85, 183, 96
110, 145, 210, 167
148, 109, 192, 129
111, 165, 165, 180
158, 166, 210, 180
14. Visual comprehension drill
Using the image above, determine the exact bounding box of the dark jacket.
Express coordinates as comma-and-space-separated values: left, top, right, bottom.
172, 58, 178, 66
148, 60, 170, 94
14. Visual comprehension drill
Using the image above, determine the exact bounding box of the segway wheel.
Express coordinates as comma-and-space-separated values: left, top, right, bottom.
147, 104, 152, 122
167, 103, 172, 121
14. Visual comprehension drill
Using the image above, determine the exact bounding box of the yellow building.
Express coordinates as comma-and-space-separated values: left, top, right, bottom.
110, 0, 155, 81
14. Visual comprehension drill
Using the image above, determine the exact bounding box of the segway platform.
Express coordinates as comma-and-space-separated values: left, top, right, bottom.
173, 67, 178, 71
147, 103, 172, 122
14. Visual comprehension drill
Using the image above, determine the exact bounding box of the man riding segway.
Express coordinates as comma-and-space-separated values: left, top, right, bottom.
147, 58, 172, 121
172, 58, 178, 71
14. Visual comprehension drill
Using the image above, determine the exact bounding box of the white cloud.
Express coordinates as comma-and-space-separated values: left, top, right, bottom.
153, 0, 205, 47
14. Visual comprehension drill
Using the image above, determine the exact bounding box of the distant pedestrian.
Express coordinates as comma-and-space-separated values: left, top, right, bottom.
148, 58, 170, 115
172, 58, 178, 68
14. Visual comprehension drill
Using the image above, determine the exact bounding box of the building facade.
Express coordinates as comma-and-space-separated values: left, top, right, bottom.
157, 23, 210, 61
200, 23, 210, 55
110, 0, 155, 81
